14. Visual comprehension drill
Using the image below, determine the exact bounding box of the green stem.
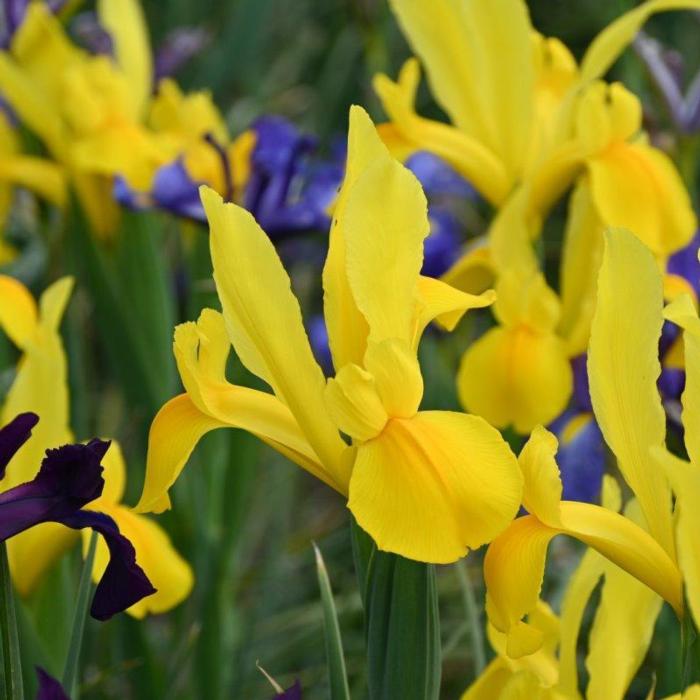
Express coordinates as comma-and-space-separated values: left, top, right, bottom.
62, 532, 98, 699
0, 543, 23, 700
455, 559, 486, 677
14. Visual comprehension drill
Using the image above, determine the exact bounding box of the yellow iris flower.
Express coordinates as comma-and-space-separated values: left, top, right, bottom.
0, 0, 251, 236
465, 482, 693, 699
0, 274, 192, 616
137, 106, 524, 564
482, 227, 700, 664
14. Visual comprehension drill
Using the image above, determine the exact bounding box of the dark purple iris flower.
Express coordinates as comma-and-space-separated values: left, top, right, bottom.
35, 668, 69, 700
0, 414, 155, 620
275, 680, 302, 699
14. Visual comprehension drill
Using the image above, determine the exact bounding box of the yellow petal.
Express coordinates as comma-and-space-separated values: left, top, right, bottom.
457, 325, 572, 434
387, 0, 535, 180
558, 178, 604, 356
413, 275, 496, 343
657, 447, 700, 630
202, 187, 346, 483
587, 142, 695, 257
441, 242, 496, 296
518, 426, 563, 528
101, 440, 126, 504
494, 270, 561, 333
363, 339, 423, 418
664, 294, 700, 465
325, 364, 387, 442
97, 0, 152, 117
558, 548, 604, 699
87, 504, 193, 617
461, 658, 515, 700
585, 528, 663, 700
0, 274, 38, 349
342, 132, 428, 345
8, 524, 76, 596
0, 156, 66, 206
485, 504, 682, 656
38, 277, 73, 331
348, 411, 522, 563
373, 61, 510, 206
588, 228, 675, 556
580, 0, 700, 83
71, 172, 121, 239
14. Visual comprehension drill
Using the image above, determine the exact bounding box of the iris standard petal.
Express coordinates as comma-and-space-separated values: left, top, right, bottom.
96, 0, 152, 117
588, 228, 675, 556
348, 411, 522, 564
342, 126, 428, 345
202, 187, 347, 483
35, 667, 69, 700
0, 413, 38, 477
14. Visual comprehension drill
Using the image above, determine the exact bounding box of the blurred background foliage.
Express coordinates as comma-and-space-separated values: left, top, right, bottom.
1, 0, 699, 698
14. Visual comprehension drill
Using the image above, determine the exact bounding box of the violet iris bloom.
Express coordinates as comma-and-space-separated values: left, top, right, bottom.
275, 680, 302, 699
0, 413, 155, 620
1, 0, 65, 47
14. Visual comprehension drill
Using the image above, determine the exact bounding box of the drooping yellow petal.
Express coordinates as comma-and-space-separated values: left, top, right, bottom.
0, 156, 66, 207
322, 106, 378, 369
373, 61, 510, 206
457, 326, 572, 434
97, 0, 152, 117
485, 506, 682, 657
201, 187, 347, 483
342, 134, 428, 345
86, 503, 193, 618
587, 143, 695, 257
441, 242, 496, 296
387, 0, 535, 181
0, 274, 38, 349
8, 524, 76, 596
558, 178, 604, 356
588, 228, 675, 556
348, 411, 522, 564
461, 658, 516, 700
580, 0, 700, 83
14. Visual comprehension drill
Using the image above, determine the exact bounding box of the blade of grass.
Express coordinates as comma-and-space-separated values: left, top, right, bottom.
0, 542, 24, 700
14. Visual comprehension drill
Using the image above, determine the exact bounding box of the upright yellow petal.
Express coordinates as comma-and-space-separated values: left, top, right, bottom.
519, 427, 563, 528
558, 178, 604, 356
580, 0, 700, 83
97, 0, 152, 117
87, 503, 192, 618
388, 0, 535, 179
322, 106, 378, 369
101, 440, 127, 505
343, 137, 428, 345
0, 274, 38, 349
201, 187, 346, 483
588, 229, 674, 556
348, 411, 522, 564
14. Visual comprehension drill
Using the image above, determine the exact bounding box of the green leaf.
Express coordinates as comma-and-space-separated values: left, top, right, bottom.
351, 519, 441, 700
0, 542, 24, 700
313, 543, 351, 700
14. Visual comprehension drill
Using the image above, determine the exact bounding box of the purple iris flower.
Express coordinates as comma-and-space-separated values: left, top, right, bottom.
1, 0, 66, 47
35, 668, 69, 700
0, 413, 156, 620
153, 26, 211, 83
275, 680, 302, 699
307, 314, 333, 375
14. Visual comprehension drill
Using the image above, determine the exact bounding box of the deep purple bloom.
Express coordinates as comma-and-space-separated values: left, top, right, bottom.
423, 210, 462, 278
307, 314, 333, 375
0, 413, 38, 478
153, 26, 211, 82
35, 668, 69, 700
275, 680, 302, 699
0, 416, 155, 620
668, 229, 700, 295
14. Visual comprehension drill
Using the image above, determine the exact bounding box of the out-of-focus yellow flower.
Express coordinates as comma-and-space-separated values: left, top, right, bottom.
377, 0, 698, 271
138, 106, 524, 564
0, 274, 192, 615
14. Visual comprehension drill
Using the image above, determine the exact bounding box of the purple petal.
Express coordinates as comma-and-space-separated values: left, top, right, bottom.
71, 12, 114, 55
422, 210, 462, 278
667, 229, 700, 295
307, 314, 333, 375
659, 366, 685, 402
154, 26, 211, 82
555, 413, 606, 504
0, 440, 109, 540
152, 159, 206, 221
35, 668, 69, 700
58, 510, 156, 621
405, 151, 474, 199
275, 680, 302, 699
571, 355, 592, 412
0, 413, 38, 479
